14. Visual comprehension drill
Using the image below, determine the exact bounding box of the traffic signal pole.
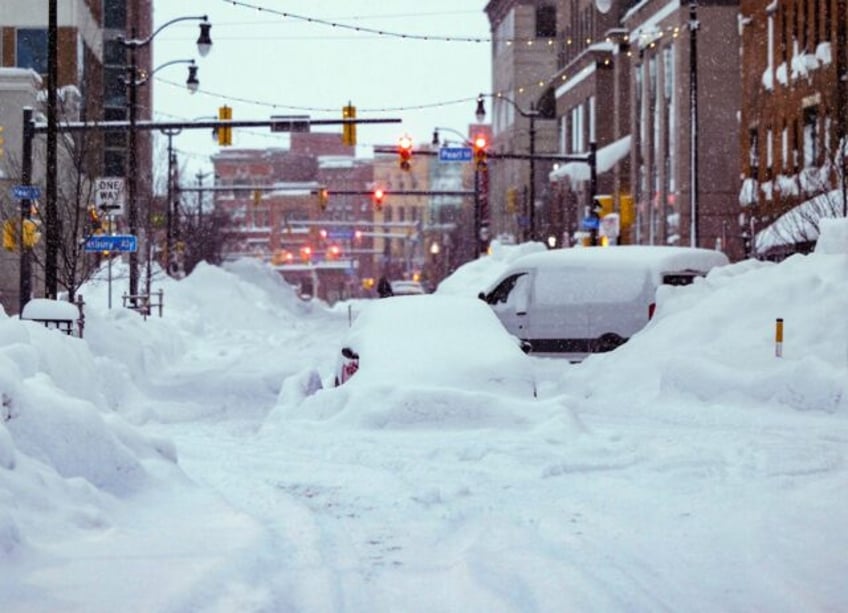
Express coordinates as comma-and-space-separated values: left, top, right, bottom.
16, 113, 401, 313
18, 107, 34, 315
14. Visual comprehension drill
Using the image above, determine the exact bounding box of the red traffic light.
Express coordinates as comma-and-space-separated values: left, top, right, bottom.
373, 188, 385, 207
473, 134, 488, 170
398, 135, 413, 170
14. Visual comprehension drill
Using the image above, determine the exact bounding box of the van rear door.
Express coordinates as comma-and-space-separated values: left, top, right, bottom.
524, 267, 590, 353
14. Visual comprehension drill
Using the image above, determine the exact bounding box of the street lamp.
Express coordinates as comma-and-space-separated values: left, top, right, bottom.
475, 93, 540, 243
127, 58, 201, 304
116, 14, 212, 302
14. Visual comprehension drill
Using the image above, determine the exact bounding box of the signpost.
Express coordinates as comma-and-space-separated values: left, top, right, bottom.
438, 147, 473, 163
94, 177, 125, 215
84, 234, 137, 253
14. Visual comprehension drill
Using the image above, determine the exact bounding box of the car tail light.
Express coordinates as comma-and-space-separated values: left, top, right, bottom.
648, 302, 656, 319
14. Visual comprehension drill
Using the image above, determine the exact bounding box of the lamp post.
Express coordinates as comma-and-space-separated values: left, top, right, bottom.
475, 93, 540, 243
116, 15, 212, 300
689, 0, 700, 246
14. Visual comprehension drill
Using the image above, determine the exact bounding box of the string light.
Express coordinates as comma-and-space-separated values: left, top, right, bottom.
155, 75, 481, 116
220, 0, 553, 47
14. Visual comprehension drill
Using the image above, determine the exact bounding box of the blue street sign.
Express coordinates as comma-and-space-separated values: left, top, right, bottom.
581, 216, 600, 230
438, 147, 473, 163
84, 234, 138, 253
327, 228, 354, 240
12, 185, 41, 200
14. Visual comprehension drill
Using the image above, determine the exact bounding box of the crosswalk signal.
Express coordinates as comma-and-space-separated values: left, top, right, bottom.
398, 134, 413, 171
473, 134, 488, 171
342, 102, 356, 146
218, 105, 232, 146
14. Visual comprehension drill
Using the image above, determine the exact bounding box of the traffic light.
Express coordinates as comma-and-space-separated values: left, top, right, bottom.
327, 244, 342, 260
21, 219, 40, 248
318, 187, 329, 211
252, 189, 261, 206
342, 102, 356, 146
218, 105, 232, 146
398, 134, 413, 171
373, 188, 385, 211
300, 245, 313, 262
2, 220, 15, 251
87, 205, 103, 232
473, 134, 488, 170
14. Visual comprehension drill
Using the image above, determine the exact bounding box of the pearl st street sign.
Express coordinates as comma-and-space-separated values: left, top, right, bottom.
438, 147, 473, 163
84, 234, 137, 253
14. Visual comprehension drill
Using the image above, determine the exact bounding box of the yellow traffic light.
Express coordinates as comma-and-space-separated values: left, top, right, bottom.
2, 219, 16, 251
342, 103, 356, 146
218, 105, 232, 146
21, 219, 40, 248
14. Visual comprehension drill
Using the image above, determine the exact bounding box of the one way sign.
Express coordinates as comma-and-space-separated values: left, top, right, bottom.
94, 177, 125, 215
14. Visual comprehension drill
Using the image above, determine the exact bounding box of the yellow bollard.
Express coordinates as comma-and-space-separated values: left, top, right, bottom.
775, 318, 783, 357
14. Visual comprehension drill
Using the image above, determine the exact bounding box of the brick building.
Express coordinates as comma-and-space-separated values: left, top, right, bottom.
739, 0, 845, 257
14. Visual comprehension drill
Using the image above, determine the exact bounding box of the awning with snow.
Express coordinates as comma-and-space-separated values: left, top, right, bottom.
548, 135, 631, 183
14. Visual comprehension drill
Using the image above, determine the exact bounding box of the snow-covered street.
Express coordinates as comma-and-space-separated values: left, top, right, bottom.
2, 226, 848, 611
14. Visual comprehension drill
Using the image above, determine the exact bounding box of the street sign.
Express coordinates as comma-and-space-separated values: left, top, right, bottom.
12, 184, 41, 200
438, 147, 473, 163
94, 177, 125, 215
84, 234, 137, 253
581, 216, 600, 230
327, 228, 354, 240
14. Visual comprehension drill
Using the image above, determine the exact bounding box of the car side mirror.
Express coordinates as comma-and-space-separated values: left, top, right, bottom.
341, 347, 359, 360
520, 340, 533, 354
478, 291, 486, 301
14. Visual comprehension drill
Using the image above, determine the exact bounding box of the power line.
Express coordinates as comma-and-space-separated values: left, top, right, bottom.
154, 75, 479, 116
220, 0, 491, 43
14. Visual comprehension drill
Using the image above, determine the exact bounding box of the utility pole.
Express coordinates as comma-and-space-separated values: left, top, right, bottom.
689, 0, 700, 247
19, 108, 34, 314
45, 0, 58, 297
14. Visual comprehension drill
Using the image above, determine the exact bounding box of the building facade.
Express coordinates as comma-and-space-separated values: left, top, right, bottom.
484, 0, 560, 244
739, 0, 844, 257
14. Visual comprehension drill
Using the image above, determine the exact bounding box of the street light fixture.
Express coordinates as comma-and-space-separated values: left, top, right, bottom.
125, 58, 201, 305
475, 93, 540, 243
116, 14, 212, 303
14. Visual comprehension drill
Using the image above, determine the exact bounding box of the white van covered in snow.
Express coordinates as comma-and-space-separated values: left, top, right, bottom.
478, 245, 729, 360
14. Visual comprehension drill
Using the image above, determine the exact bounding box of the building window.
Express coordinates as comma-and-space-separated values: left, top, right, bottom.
803, 106, 817, 167
536, 5, 557, 38
749, 127, 759, 179
103, 0, 127, 30
16, 29, 48, 75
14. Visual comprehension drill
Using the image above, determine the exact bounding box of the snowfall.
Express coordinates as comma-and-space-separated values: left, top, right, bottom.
1, 221, 847, 613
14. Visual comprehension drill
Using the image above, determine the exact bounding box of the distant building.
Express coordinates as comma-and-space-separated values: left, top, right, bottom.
211, 132, 376, 302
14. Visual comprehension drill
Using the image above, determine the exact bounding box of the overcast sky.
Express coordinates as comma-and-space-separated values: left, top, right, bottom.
151, 1, 491, 177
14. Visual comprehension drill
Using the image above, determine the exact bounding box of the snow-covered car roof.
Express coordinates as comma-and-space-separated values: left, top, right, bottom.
337, 294, 535, 396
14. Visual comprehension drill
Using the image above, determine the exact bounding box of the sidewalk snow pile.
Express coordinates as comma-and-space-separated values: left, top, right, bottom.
559, 219, 848, 416
0, 258, 336, 560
